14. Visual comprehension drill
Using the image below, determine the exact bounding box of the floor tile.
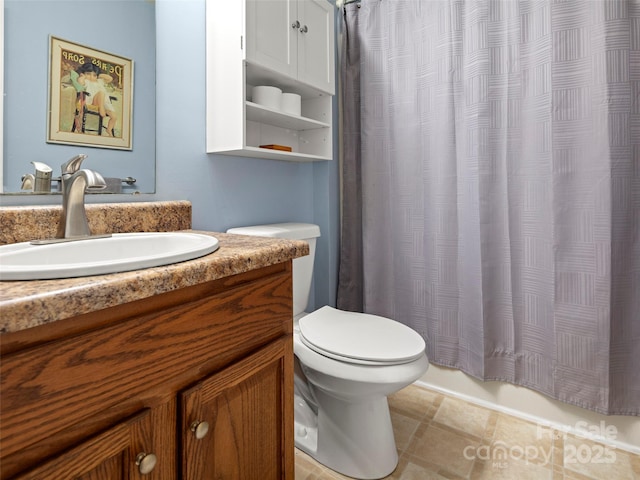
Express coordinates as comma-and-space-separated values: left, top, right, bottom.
389, 410, 421, 452
471, 457, 553, 480
391, 454, 457, 479
562, 435, 636, 480
433, 396, 492, 438
491, 414, 555, 467
295, 384, 640, 480
294, 449, 327, 479
405, 422, 479, 478
388, 384, 442, 421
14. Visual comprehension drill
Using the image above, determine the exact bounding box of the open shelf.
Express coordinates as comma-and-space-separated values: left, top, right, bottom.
218, 146, 331, 162
245, 102, 330, 130
206, 1, 334, 162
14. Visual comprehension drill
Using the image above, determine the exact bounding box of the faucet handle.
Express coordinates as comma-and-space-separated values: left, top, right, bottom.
61, 154, 88, 175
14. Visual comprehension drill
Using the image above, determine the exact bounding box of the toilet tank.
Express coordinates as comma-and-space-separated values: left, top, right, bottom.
226, 223, 321, 317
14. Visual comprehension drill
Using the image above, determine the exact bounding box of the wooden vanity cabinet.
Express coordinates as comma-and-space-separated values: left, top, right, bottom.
10, 410, 157, 480
181, 339, 289, 479
0, 262, 294, 480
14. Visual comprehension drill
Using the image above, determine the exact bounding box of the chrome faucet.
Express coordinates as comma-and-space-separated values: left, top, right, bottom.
56, 154, 107, 239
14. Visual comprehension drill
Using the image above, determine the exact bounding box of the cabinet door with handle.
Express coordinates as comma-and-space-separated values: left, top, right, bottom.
180, 338, 294, 480
297, 0, 335, 94
12, 410, 161, 480
246, 0, 298, 79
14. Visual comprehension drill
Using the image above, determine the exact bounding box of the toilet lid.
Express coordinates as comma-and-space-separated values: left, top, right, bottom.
298, 306, 426, 366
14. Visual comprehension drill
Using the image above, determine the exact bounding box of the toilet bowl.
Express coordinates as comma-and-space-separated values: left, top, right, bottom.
227, 223, 429, 479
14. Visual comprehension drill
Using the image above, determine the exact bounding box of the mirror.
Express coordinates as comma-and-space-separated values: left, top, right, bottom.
2, 0, 156, 195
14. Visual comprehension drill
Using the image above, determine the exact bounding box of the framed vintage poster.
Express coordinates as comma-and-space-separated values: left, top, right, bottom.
47, 36, 133, 150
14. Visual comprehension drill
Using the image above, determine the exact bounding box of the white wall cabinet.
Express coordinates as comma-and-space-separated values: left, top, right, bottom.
246, 0, 335, 95
206, 0, 335, 162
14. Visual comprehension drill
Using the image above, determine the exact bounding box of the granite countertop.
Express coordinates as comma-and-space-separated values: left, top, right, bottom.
0, 201, 193, 245
0, 231, 308, 334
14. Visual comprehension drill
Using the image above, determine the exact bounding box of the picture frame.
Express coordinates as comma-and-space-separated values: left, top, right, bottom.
47, 36, 133, 150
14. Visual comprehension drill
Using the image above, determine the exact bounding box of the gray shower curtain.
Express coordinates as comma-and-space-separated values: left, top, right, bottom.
337, 0, 639, 415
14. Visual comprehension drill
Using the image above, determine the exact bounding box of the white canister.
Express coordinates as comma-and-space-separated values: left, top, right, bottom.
252, 86, 282, 110
280, 93, 302, 116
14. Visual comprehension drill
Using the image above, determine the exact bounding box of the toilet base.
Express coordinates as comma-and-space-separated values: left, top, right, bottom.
294, 389, 398, 479
294, 393, 319, 453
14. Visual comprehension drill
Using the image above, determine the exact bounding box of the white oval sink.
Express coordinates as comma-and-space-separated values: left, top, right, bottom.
0, 232, 220, 281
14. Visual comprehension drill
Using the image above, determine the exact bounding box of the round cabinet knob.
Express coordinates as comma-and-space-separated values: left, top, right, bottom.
300, 25, 308, 33
190, 420, 210, 440
291, 20, 300, 29
135, 452, 157, 475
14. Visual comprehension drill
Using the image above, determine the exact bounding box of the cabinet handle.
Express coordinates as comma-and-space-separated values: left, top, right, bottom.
300, 25, 308, 33
292, 20, 300, 29
190, 420, 210, 440
135, 452, 158, 475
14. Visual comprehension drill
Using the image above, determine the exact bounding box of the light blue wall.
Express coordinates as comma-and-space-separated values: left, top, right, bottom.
154, 0, 340, 310
1, 0, 341, 310
3, 0, 156, 193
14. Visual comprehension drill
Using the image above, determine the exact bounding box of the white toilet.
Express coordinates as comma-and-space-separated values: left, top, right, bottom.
227, 223, 429, 479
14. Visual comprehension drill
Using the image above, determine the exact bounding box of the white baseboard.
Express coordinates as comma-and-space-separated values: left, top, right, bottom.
415, 370, 640, 456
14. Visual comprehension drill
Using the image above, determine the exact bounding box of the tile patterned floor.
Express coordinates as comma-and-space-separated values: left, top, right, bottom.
295, 384, 640, 480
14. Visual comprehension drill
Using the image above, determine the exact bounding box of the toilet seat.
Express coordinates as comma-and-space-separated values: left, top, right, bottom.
298, 306, 426, 366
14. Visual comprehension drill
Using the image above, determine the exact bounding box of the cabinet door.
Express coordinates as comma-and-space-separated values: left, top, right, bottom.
246, 0, 298, 79
297, 0, 335, 94
180, 337, 294, 480
12, 410, 159, 480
